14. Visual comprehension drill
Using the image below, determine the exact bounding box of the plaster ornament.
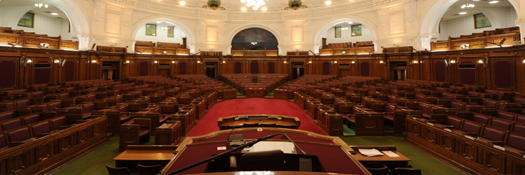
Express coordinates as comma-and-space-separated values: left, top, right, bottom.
203, 0, 225, 10
285, 0, 307, 10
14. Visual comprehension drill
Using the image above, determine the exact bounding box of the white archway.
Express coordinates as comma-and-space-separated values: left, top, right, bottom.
131, 17, 196, 54
419, 0, 521, 49
0, 0, 91, 49
226, 24, 284, 55
313, 17, 379, 53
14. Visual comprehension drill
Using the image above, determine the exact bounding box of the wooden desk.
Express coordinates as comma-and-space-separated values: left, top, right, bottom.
350, 145, 410, 170
161, 128, 371, 175
155, 121, 182, 145
217, 115, 301, 129
114, 150, 175, 169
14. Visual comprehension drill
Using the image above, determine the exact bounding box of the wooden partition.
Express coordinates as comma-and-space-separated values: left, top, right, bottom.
1, 43, 525, 93
0, 116, 107, 175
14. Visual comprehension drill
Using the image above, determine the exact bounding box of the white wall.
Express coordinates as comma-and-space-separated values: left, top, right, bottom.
323, 23, 374, 44
135, 22, 186, 44
11, 13, 72, 40
438, 7, 517, 40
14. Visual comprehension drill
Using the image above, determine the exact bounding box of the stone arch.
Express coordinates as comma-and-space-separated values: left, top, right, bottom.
313, 17, 379, 53
131, 16, 196, 53
0, 0, 91, 49
419, 0, 521, 49
226, 24, 284, 55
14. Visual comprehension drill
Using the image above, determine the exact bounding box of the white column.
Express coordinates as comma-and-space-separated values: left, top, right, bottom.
516, 18, 525, 44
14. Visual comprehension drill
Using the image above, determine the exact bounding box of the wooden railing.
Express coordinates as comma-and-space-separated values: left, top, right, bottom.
0, 116, 107, 175
431, 27, 521, 51
0, 27, 79, 50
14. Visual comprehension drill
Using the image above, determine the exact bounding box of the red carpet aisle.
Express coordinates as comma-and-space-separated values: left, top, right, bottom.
187, 98, 326, 136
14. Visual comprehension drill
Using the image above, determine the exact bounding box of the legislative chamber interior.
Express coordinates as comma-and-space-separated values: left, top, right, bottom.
0, 0, 525, 175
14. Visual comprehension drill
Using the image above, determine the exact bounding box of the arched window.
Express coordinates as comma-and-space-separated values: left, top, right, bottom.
231, 28, 278, 50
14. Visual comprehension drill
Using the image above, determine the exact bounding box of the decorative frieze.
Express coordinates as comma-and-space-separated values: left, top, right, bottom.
109, 0, 401, 20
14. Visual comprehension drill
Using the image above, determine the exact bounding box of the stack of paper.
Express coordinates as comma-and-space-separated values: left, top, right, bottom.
383, 151, 400, 157
358, 149, 384, 157
242, 141, 296, 154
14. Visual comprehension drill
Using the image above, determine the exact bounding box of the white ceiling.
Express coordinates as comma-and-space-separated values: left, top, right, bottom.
0, 0, 69, 20
154, 0, 367, 11
441, 0, 514, 21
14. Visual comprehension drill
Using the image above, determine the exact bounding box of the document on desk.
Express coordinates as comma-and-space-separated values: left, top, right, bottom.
242, 141, 296, 154
358, 149, 384, 157
382, 151, 400, 157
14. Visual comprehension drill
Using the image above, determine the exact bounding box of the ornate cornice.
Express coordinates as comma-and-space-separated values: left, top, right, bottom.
109, 0, 402, 20
516, 18, 525, 25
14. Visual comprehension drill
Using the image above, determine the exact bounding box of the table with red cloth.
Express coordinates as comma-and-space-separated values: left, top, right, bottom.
161, 128, 370, 175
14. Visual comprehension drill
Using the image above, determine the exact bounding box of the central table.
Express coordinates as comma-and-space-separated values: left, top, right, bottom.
160, 128, 371, 175
217, 114, 301, 129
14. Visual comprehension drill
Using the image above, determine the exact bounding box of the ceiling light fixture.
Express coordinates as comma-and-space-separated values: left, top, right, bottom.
179, 1, 186, 6
489, 1, 499, 4
50, 13, 59, 16
241, 0, 266, 11
241, 7, 247, 11
35, 0, 49, 8
325, 1, 332, 5
261, 7, 267, 11
459, 12, 467, 15
461, 0, 475, 9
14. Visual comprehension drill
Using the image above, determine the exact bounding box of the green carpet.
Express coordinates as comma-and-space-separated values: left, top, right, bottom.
236, 91, 247, 98
52, 135, 156, 175
341, 136, 462, 175
53, 134, 462, 175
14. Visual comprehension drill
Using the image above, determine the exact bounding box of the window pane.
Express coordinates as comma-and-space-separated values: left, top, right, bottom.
266, 43, 278, 50
245, 36, 256, 42
264, 36, 277, 43
232, 43, 244, 50
256, 36, 265, 42
233, 36, 244, 42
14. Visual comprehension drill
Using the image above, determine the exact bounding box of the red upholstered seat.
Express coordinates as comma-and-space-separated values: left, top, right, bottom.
83, 103, 94, 119
445, 116, 463, 130
450, 102, 465, 111
22, 113, 41, 125
418, 103, 431, 118
0, 133, 7, 149
517, 115, 525, 124
481, 126, 507, 142
15, 99, 31, 107
106, 165, 131, 175
506, 133, 525, 152
483, 99, 498, 108
139, 129, 149, 137
496, 111, 517, 121
471, 113, 491, 125
30, 121, 52, 136
461, 121, 484, 136
490, 118, 513, 131
50, 116, 69, 130
514, 97, 525, 104
48, 101, 62, 111
513, 123, 525, 134
1, 118, 23, 132
6, 126, 33, 143
0, 111, 15, 121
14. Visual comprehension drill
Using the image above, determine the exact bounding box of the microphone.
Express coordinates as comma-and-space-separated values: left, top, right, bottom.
167, 133, 280, 175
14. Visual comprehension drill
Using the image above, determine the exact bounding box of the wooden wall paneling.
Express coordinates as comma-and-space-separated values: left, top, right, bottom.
0, 57, 18, 89
517, 55, 525, 94
34, 59, 52, 85
434, 60, 447, 82
491, 58, 515, 90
